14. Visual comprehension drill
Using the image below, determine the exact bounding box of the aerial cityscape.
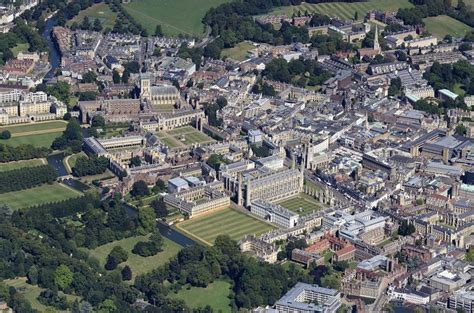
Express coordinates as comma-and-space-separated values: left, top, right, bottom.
0, 0, 473, 312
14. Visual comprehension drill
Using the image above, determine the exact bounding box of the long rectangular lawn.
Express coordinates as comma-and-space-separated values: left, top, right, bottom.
0, 121, 67, 134
0, 183, 83, 210
0, 131, 62, 148
270, 0, 414, 20
0, 158, 46, 172
176, 207, 275, 245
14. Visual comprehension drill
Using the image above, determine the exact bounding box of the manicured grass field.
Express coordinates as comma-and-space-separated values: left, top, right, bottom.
0, 121, 67, 148
90, 234, 182, 281
0, 131, 62, 148
0, 158, 46, 172
169, 280, 232, 312
0, 120, 67, 134
423, 15, 473, 38
1, 183, 83, 210
278, 193, 324, 216
270, 0, 414, 21
221, 41, 255, 61
68, 3, 118, 30
5, 278, 81, 312
123, 0, 232, 37
157, 126, 214, 149
176, 207, 275, 245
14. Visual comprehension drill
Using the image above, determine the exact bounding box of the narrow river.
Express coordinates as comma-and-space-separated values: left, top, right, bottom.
42, 18, 61, 80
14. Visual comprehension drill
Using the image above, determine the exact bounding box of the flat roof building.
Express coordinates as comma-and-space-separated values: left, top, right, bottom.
275, 282, 341, 313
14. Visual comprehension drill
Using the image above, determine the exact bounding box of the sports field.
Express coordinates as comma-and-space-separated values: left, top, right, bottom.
157, 126, 214, 149
1, 183, 83, 210
176, 207, 275, 245
123, 0, 232, 37
278, 193, 324, 216
68, 3, 118, 30
90, 234, 182, 281
0, 158, 46, 172
0, 121, 67, 148
222, 41, 256, 61
169, 280, 232, 312
423, 15, 473, 38
270, 0, 414, 21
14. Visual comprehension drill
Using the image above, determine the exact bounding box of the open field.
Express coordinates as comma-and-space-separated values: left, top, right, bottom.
0, 121, 67, 134
68, 3, 117, 30
123, 0, 232, 37
423, 15, 473, 38
0, 131, 62, 148
5, 278, 81, 312
169, 280, 232, 312
269, 0, 414, 21
90, 234, 182, 281
0, 158, 46, 172
0, 183, 83, 210
176, 207, 275, 245
222, 41, 255, 61
157, 126, 214, 149
0, 121, 66, 148
278, 193, 324, 216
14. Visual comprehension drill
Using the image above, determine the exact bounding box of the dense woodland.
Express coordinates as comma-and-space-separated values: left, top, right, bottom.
72, 155, 109, 177
262, 58, 333, 87
0, 165, 57, 193
51, 119, 83, 152
0, 144, 50, 162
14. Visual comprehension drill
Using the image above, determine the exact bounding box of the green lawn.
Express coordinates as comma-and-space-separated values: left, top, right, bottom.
11, 43, 30, 57
68, 3, 118, 30
270, 0, 414, 21
423, 15, 473, 38
0, 121, 66, 148
278, 193, 324, 216
169, 280, 232, 312
158, 126, 214, 149
0, 121, 67, 134
221, 41, 255, 61
176, 207, 275, 245
1, 183, 83, 210
90, 234, 182, 281
167, 126, 196, 136
5, 278, 81, 312
0, 158, 46, 172
123, 0, 232, 37
0, 131, 62, 148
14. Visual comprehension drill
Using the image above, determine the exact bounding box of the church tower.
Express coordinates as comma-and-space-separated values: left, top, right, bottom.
373, 25, 381, 52
140, 74, 151, 101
